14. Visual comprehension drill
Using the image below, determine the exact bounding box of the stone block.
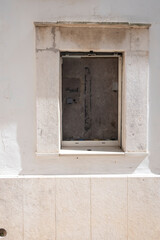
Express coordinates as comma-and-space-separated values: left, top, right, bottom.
36, 26, 54, 50
124, 52, 148, 152
91, 178, 127, 240
56, 178, 90, 240
0, 179, 23, 240
36, 50, 60, 153
128, 177, 160, 240
55, 27, 130, 51
131, 28, 149, 52
23, 178, 55, 240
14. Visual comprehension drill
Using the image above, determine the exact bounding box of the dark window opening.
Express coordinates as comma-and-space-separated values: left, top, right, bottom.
62, 52, 121, 142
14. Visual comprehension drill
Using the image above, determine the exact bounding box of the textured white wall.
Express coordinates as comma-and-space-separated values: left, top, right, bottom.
0, 0, 160, 175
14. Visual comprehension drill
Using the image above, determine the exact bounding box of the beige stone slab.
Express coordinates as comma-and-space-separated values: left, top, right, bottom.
23, 178, 55, 240
91, 178, 127, 240
56, 178, 90, 240
124, 52, 148, 152
128, 177, 160, 240
0, 179, 23, 240
36, 26, 54, 50
36, 50, 60, 153
55, 27, 130, 51
131, 28, 149, 51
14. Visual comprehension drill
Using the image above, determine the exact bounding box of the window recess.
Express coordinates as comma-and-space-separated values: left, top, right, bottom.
61, 52, 122, 149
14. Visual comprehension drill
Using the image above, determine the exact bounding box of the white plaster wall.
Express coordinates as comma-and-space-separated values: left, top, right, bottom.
1, 2, 160, 239
0, 0, 160, 175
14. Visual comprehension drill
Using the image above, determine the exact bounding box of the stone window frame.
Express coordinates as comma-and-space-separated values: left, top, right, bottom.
35, 22, 150, 158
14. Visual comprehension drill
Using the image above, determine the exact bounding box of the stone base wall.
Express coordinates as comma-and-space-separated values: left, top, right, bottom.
0, 176, 160, 240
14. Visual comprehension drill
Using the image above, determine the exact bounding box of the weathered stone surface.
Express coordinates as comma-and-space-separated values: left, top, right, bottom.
131, 28, 149, 52
56, 178, 90, 240
36, 50, 60, 153
23, 178, 55, 240
91, 178, 127, 240
55, 27, 130, 51
125, 52, 148, 152
0, 177, 160, 239
128, 177, 160, 240
36, 26, 54, 50
0, 179, 23, 240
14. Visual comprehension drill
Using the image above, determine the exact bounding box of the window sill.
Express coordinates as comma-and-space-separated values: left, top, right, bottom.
59, 146, 124, 156
36, 148, 149, 159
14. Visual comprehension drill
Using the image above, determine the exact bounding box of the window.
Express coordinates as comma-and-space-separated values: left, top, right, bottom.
61, 52, 122, 149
